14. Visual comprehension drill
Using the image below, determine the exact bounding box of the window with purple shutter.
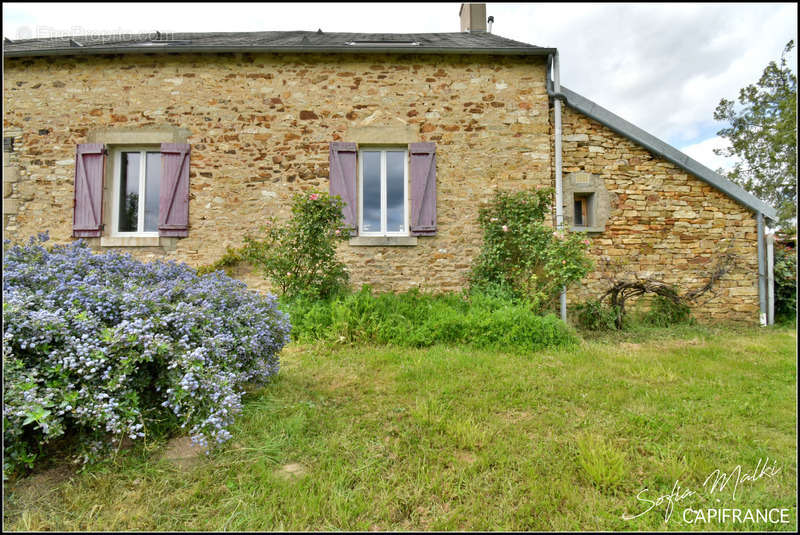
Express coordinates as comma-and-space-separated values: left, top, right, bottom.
73, 143, 106, 237
329, 142, 358, 235
409, 142, 437, 236
159, 143, 190, 237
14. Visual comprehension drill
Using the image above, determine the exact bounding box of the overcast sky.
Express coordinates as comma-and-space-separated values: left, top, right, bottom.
3, 2, 797, 172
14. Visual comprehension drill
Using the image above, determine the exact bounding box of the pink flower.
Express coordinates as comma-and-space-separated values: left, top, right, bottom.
502, 225, 508, 232
286, 272, 292, 276
584, 239, 590, 245
335, 229, 341, 235
310, 193, 319, 201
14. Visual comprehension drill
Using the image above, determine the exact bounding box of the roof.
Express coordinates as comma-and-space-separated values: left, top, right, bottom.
3, 30, 554, 57
553, 85, 777, 219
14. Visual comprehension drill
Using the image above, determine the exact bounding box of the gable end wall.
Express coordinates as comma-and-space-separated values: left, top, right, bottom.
558, 105, 760, 323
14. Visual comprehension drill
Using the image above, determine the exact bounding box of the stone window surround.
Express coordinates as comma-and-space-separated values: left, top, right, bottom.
86, 126, 191, 249
345, 123, 422, 247
563, 171, 610, 234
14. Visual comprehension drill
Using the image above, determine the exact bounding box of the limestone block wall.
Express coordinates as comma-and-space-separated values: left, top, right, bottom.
3, 52, 550, 293
558, 106, 760, 323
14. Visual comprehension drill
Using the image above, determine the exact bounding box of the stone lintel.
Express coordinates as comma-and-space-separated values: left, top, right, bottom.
346, 124, 419, 145
88, 126, 191, 145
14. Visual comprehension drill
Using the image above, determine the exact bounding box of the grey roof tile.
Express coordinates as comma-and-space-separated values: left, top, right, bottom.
3, 30, 552, 56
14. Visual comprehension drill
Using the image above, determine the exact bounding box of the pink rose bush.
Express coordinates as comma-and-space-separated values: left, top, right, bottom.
470, 188, 593, 311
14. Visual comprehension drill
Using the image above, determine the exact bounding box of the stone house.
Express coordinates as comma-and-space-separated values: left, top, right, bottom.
2, 3, 777, 324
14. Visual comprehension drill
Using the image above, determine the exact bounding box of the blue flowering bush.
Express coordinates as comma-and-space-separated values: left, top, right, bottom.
3, 233, 290, 477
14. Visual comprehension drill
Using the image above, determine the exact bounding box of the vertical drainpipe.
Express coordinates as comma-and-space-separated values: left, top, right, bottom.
551, 52, 567, 322
756, 212, 767, 326
767, 232, 775, 325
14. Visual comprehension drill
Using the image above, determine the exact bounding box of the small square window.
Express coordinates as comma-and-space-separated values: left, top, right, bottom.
111, 147, 161, 237
359, 147, 408, 236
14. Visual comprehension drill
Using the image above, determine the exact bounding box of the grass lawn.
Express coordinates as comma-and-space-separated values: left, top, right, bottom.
4, 323, 797, 531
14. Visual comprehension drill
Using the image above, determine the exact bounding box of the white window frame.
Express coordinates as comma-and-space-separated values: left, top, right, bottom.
110, 146, 161, 238
358, 146, 409, 237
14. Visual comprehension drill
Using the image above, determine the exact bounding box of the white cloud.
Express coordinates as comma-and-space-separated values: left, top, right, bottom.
679, 136, 736, 173
486, 2, 797, 146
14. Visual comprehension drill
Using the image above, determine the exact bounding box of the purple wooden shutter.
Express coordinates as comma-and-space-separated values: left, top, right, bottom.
410, 142, 437, 236
72, 143, 106, 238
329, 142, 358, 235
159, 143, 190, 237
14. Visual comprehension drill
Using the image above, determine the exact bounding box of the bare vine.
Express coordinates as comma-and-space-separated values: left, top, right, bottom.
596, 239, 738, 328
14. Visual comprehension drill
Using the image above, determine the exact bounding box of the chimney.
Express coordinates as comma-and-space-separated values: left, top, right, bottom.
460, 3, 487, 32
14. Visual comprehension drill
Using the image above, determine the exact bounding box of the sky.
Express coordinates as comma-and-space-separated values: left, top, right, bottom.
3, 2, 797, 173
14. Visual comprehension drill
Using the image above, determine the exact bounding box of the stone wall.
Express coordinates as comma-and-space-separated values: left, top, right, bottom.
558, 105, 760, 323
2, 51, 762, 322
3, 52, 550, 294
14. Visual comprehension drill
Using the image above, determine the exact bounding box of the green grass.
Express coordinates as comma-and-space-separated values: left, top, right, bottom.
4, 324, 796, 531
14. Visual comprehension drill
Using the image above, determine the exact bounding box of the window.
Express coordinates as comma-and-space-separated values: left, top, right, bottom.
573, 193, 593, 227
73, 139, 190, 242
111, 147, 162, 236
563, 172, 609, 233
358, 147, 408, 236
328, 141, 435, 243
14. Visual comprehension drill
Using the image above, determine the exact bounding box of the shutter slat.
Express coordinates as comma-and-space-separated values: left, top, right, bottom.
329, 142, 358, 235
72, 143, 105, 237
159, 143, 190, 237
409, 142, 437, 236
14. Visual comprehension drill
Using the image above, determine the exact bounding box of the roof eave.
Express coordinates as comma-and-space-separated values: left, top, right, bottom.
556, 86, 778, 220
3, 45, 557, 58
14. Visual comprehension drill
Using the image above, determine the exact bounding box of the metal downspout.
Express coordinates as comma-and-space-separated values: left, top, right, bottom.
756, 212, 767, 326
767, 232, 775, 325
549, 52, 567, 322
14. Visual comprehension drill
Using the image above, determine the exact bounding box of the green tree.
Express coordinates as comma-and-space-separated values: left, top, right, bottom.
714, 40, 797, 229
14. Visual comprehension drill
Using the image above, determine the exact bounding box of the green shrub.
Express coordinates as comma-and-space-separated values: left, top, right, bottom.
242, 191, 352, 299
774, 246, 797, 321
641, 295, 693, 327
285, 286, 577, 353
3, 234, 290, 477
469, 188, 593, 312
572, 300, 620, 331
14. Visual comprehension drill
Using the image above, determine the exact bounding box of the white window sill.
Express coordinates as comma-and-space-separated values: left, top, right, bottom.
101, 236, 161, 247
349, 236, 418, 247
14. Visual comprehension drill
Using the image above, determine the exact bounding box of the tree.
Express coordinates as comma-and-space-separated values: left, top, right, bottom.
714, 40, 797, 230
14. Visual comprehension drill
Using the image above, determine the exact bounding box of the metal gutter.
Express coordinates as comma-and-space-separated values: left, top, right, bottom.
556, 86, 777, 220
3, 45, 557, 58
